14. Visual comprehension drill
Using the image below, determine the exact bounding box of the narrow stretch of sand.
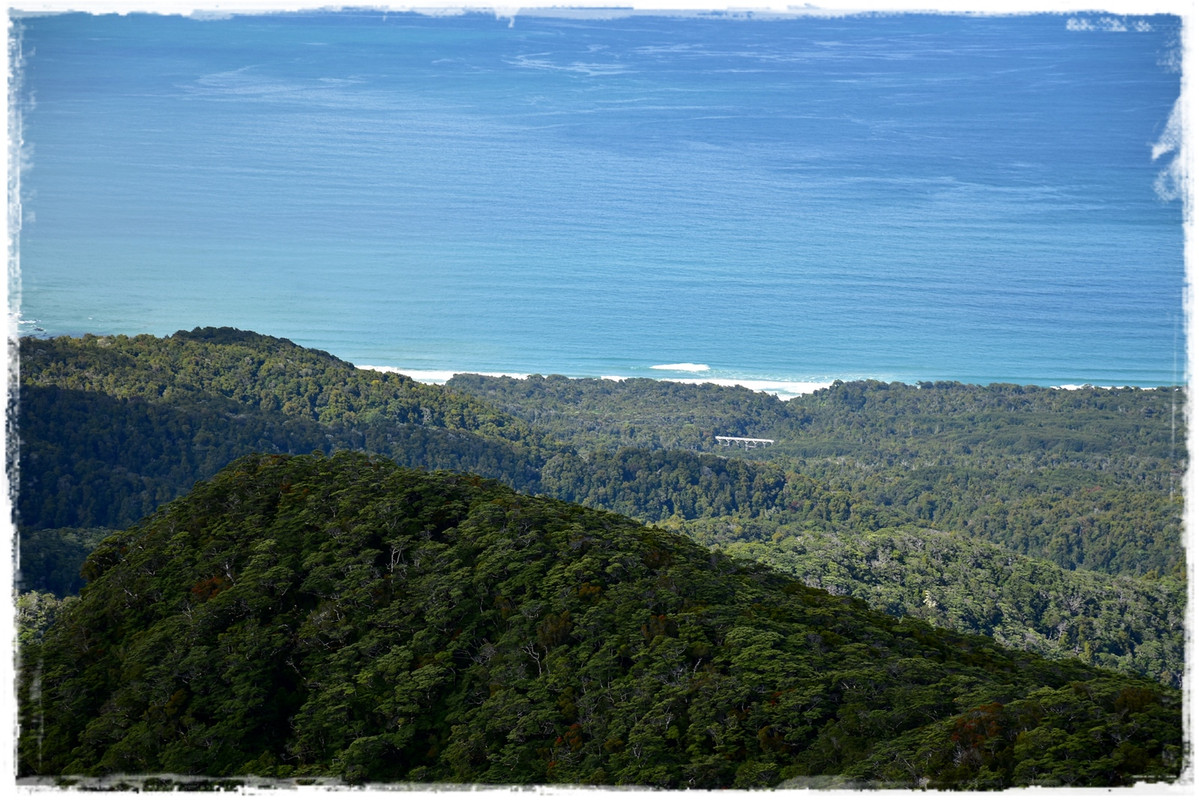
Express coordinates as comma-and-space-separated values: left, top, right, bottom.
356, 364, 833, 400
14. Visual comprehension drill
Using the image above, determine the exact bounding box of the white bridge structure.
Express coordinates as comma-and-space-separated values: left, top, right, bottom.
715, 435, 775, 449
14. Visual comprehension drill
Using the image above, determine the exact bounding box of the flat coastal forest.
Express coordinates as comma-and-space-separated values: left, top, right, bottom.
14, 327, 1189, 788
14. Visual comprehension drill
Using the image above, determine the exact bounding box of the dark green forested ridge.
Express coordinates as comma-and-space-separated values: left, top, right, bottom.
18, 526, 114, 596
18, 383, 542, 531
445, 373, 1182, 463
18, 452, 1183, 788
445, 372, 792, 452
18, 331, 913, 565
15, 329, 1187, 688
23, 332, 1182, 577
17, 329, 548, 531
22, 328, 534, 438
671, 518, 1185, 688
448, 374, 1185, 576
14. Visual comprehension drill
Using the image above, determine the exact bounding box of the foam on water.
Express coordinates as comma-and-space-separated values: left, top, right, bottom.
659, 377, 834, 400
358, 363, 832, 399
359, 360, 1162, 401
651, 363, 710, 373
358, 365, 531, 384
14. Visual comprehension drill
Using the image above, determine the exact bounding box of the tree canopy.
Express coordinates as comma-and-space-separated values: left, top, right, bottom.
18, 452, 1183, 788
15, 329, 1187, 699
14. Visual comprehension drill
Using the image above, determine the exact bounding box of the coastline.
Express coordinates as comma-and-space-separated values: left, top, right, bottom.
357, 364, 835, 400
21, 327, 1172, 397
356, 364, 1167, 401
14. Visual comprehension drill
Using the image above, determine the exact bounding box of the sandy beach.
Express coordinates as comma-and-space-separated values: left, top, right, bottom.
357, 364, 834, 400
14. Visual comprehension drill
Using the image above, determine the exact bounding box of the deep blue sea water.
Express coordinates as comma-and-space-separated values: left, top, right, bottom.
10, 10, 1186, 391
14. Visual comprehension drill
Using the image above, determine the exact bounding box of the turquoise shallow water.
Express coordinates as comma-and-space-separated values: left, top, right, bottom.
11, 10, 1186, 387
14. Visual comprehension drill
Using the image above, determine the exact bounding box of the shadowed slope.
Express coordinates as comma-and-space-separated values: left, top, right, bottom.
19, 452, 1182, 788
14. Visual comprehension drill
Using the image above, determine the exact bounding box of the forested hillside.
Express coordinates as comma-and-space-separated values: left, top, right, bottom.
18, 452, 1183, 788
672, 518, 1185, 687
16, 330, 909, 569
445, 373, 791, 451
448, 374, 1184, 577
15, 329, 1187, 690
22, 328, 531, 435
17, 329, 547, 534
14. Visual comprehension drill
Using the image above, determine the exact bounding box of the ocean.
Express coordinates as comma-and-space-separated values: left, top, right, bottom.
9, 9, 1186, 393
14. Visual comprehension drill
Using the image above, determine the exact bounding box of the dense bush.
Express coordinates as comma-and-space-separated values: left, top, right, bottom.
18, 453, 1182, 787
